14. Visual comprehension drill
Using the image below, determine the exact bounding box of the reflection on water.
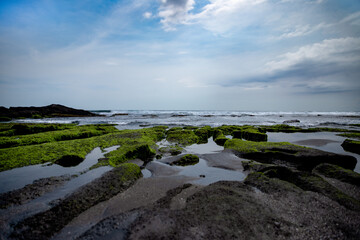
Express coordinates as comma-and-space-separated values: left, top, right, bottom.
178, 159, 246, 185
149, 137, 246, 185
0, 146, 119, 193
184, 137, 224, 154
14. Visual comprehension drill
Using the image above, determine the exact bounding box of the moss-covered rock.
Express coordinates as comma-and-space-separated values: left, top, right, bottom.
241, 160, 276, 172
225, 139, 357, 171
166, 129, 199, 146
233, 126, 268, 142
0, 126, 166, 172
212, 129, 229, 146
0, 117, 11, 122
313, 163, 360, 186
260, 124, 313, 133
194, 126, 213, 144
338, 132, 360, 140
341, 139, 360, 154
171, 154, 199, 166
0, 124, 118, 148
159, 145, 183, 156
258, 166, 360, 211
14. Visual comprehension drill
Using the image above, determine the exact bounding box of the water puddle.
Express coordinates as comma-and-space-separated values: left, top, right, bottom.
184, 137, 224, 154
178, 158, 246, 185
0, 146, 119, 193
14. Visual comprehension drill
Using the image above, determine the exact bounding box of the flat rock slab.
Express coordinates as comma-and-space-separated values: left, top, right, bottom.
78, 174, 360, 240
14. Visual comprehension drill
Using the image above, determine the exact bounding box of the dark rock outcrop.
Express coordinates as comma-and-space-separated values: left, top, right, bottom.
225, 139, 357, 171
79, 169, 360, 240
0, 104, 98, 119
342, 139, 360, 154
171, 154, 199, 166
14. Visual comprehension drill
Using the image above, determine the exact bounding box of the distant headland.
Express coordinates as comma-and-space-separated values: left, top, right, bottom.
0, 104, 98, 121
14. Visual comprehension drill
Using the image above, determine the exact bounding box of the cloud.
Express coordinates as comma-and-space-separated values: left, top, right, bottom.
158, 0, 195, 31
266, 37, 360, 73
156, 0, 266, 33
262, 37, 360, 93
143, 12, 153, 19
340, 11, 360, 26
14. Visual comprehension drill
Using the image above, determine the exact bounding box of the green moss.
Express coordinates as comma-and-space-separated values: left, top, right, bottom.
313, 163, 360, 186
107, 143, 156, 167
242, 160, 276, 172
0, 123, 76, 136
183, 126, 199, 130
224, 139, 296, 154
159, 145, 183, 155
116, 163, 142, 181
0, 126, 167, 172
0, 124, 118, 148
216, 125, 242, 135
166, 129, 199, 146
233, 126, 267, 142
171, 154, 199, 166
341, 139, 360, 154
261, 166, 360, 210
338, 132, 360, 139
260, 124, 315, 133
0, 117, 11, 122
31, 114, 43, 119
213, 129, 229, 146
260, 124, 359, 134
194, 126, 213, 144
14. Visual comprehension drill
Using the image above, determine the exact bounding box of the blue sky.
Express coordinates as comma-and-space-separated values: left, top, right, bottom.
0, 0, 359, 111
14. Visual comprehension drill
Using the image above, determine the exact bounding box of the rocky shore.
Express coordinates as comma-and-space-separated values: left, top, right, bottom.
0, 123, 359, 239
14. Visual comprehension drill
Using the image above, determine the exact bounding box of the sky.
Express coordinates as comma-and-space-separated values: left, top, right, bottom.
0, 0, 359, 111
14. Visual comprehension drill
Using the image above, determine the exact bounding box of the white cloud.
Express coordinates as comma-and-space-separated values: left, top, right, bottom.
340, 11, 360, 26
266, 37, 360, 73
278, 23, 330, 39
156, 0, 266, 33
143, 11, 153, 19
158, 0, 195, 31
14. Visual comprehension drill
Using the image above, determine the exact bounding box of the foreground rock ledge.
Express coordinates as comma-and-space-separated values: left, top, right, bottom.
9, 163, 141, 240
78, 165, 360, 240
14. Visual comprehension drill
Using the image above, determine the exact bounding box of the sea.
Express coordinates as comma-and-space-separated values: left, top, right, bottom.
13, 110, 360, 130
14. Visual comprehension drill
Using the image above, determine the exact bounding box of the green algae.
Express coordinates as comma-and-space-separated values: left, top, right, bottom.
194, 126, 213, 144
171, 154, 199, 166
159, 145, 183, 156
0, 124, 118, 148
233, 126, 267, 142
0, 126, 167, 172
338, 132, 360, 139
313, 163, 360, 186
166, 128, 199, 146
261, 166, 360, 210
224, 139, 296, 154
0, 123, 76, 137
212, 129, 229, 146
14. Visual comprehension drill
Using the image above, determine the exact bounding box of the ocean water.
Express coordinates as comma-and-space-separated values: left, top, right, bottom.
13, 110, 360, 130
